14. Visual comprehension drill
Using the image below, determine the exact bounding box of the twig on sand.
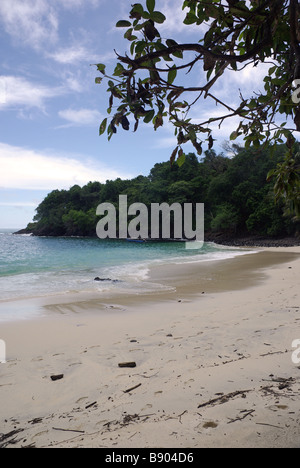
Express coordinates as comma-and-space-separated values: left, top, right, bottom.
227, 409, 255, 424
85, 401, 97, 410
52, 427, 85, 434
260, 350, 288, 357
198, 390, 251, 409
256, 422, 284, 430
123, 383, 142, 394
178, 410, 188, 424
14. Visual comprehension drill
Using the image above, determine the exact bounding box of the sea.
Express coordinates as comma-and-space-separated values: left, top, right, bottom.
0, 229, 253, 322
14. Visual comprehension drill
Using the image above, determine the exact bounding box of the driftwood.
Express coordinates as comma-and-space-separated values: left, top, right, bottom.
118, 362, 137, 368
123, 383, 142, 394
0, 429, 24, 448
50, 374, 64, 382
52, 427, 85, 434
85, 401, 97, 410
198, 390, 251, 409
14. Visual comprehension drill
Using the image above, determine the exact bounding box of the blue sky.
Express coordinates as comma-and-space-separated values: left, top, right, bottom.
0, 0, 272, 229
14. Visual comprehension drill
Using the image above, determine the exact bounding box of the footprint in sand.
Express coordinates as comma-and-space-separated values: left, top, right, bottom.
76, 397, 88, 404
184, 379, 195, 384
33, 430, 49, 439
268, 405, 288, 412
142, 403, 153, 411
203, 421, 218, 429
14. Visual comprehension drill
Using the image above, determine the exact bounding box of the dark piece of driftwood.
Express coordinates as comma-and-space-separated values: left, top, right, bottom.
0, 429, 24, 448
198, 390, 251, 409
118, 362, 137, 368
123, 383, 142, 393
85, 401, 97, 410
51, 374, 64, 381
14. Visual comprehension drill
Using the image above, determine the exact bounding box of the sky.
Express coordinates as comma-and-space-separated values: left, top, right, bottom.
0, 0, 272, 229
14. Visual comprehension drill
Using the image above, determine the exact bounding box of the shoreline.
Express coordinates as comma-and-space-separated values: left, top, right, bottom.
13, 228, 300, 247
0, 246, 300, 447
0, 246, 299, 323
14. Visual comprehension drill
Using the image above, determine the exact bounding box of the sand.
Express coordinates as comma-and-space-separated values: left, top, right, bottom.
0, 247, 300, 448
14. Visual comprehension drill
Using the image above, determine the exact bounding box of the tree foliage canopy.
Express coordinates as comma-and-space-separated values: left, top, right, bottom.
95, 0, 300, 213
24, 146, 299, 238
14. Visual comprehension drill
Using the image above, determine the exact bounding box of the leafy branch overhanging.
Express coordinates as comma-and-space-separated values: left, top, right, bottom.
95, 0, 300, 215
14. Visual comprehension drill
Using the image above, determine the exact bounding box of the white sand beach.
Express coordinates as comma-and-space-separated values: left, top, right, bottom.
0, 247, 300, 448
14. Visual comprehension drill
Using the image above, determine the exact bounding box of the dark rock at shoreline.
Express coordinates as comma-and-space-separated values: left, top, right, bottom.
94, 277, 122, 283
13, 228, 300, 248
13, 229, 32, 235
205, 233, 300, 248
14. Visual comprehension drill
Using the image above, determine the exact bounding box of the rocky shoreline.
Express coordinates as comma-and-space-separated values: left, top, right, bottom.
205, 233, 300, 248
14, 228, 300, 248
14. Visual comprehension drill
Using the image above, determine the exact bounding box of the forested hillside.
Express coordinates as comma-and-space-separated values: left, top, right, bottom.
22, 146, 299, 239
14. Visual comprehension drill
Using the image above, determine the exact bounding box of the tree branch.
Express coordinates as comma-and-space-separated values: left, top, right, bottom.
117, 36, 272, 70
290, 0, 300, 79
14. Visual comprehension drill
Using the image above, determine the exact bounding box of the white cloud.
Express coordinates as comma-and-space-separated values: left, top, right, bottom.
48, 46, 92, 65
215, 62, 272, 106
48, 44, 115, 66
0, 75, 88, 114
58, 108, 102, 127
0, 76, 62, 112
62, 73, 84, 93
0, 0, 102, 51
58, 0, 101, 9
0, 0, 58, 50
0, 142, 133, 191
158, 0, 207, 37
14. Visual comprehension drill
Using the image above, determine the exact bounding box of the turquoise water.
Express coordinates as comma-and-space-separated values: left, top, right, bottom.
0, 230, 251, 317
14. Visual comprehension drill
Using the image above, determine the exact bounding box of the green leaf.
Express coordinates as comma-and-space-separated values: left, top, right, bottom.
142, 11, 151, 20
135, 40, 147, 54
113, 63, 125, 76
168, 67, 177, 85
272, 78, 284, 86
116, 20, 132, 28
144, 110, 155, 123
146, 0, 155, 13
184, 12, 197, 25
230, 130, 239, 141
130, 3, 144, 20
172, 50, 183, 59
151, 11, 166, 24
95, 77, 103, 84
124, 28, 137, 41
96, 63, 106, 75
99, 118, 107, 136
177, 149, 186, 167
166, 39, 178, 48
268, 65, 277, 76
